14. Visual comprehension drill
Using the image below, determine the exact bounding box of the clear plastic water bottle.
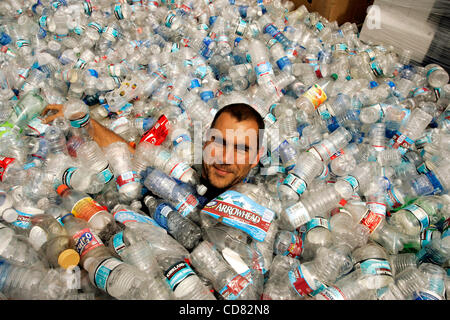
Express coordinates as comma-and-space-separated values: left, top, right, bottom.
61, 213, 113, 270
424, 64, 449, 89
144, 195, 202, 250
413, 263, 446, 300
352, 242, 394, 290
143, 167, 203, 224
190, 240, 260, 300
377, 266, 426, 300
57, 184, 118, 243
103, 141, 142, 201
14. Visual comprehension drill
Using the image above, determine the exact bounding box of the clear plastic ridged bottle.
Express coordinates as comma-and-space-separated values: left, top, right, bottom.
0, 222, 45, 268
103, 142, 142, 201
144, 195, 202, 250
352, 242, 394, 290
0, 257, 72, 300
60, 213, 113, 269
388, 107, 433, 155
389, 196, 445, 236
413, 263, 446, 300
315, 269, 377, 300
329, 212, 370, 251
57, 184, 118, 243
424, 64, 449, 89
76, 140, 115, 188
28, 213, 80, 269
120, 221, 216, 300
281, 183, 347, 231
388, 253, 419, 277
377, 266, 426, 300
86, 256, 158, 300
261, 255, 303, 300
278, 151, 323, 203
190, 240, 260, 300
273, 230, 304, 259
143, 167, 203, 224
308, 126, 352, 163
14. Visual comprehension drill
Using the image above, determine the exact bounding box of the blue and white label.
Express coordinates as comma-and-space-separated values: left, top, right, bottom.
153, 203, 173, 230
113, 209, 160, 227
112, 231, 126, 254
355, 258, 392, 277
94, 258, 124, 292
404, 204, 430, 231
282, 173, 307, 195
164, 261, 195, 291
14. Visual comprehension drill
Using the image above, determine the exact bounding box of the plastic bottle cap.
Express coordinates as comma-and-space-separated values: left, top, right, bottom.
196, 185, 207, 196
331, 73, 338, 80
56, 184, 69, 195
58, 249, 80, 269
2, 208, 18, 223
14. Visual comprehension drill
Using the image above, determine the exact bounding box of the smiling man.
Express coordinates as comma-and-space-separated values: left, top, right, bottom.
200, 103, 265, 201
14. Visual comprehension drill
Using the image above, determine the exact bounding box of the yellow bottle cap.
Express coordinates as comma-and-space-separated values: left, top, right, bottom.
58, 249, 80, 269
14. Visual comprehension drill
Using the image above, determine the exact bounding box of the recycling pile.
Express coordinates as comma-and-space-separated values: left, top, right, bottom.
0, 0, 449, 300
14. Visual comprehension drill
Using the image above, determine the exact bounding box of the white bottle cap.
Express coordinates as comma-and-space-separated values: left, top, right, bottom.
196, 184, 207, 196
2, 208, 18, 223
28, 226, 48, 251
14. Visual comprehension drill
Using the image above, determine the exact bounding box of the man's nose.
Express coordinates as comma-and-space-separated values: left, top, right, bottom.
222, 144, 235, 164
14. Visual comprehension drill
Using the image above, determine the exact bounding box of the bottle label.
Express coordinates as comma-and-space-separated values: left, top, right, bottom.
26, 117, 50, 137
0, 157, 15, 182
276, 56, 291, 71
359, 209, 383, 233
113, 209, 160, 227
403, 204, 430, 231
282, 174, 307, 196
276, 232, 303, 258
71, 197, 105, 222
367, 201, 386, 217
73, 227, 104, 258
164, 261, 195, 291
112, 231, 126, 254
385, 186, 403, 209
285, 201, 311, 228
70, 113, 91, 128
94, 257, 124, 293
289, 264, 326, 297
389, 131, 414, 155
370, 61, 383, 77
169, 162, 193, 181
355, 258, 392, 277
61, 167, 78, 189
424, 171, 444, 195
303, 84, 327, 108
97, 164, 114, 184
342, 175, 359, 192
165, 12, 176, 28
153, 203, 173, 230
11, 209, 34, 230
254, 61, 274, 78
116, 171, 140, 190
140, 115, 169, 146
219, 269, 253, 300
426, 67, 440, 80
441, 218, 450, 240
201, 190, 275, 242
306, 217, 330, 232
413, 289, 443, 300
175, 193, 199, 217
318, 285, 347, 300
172, 133, 191, 148
235, 18, 247, 36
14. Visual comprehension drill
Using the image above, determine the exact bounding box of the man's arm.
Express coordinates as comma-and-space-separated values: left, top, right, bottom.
42, 104, 136, 154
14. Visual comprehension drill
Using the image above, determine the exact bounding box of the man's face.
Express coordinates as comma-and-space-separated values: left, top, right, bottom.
202, 112, 262, 189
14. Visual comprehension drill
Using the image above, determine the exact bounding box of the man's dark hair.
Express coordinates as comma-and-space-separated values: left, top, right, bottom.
210, 103, 265, 150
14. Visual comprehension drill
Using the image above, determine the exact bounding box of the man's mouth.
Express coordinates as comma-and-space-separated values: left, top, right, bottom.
212, 165, 233, 177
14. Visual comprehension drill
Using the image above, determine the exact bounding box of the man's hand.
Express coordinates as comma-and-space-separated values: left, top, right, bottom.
41, 104, 64, 124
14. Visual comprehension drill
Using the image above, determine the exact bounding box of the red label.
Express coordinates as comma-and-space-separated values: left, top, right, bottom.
0, 156, 15, 181
290, 266, 314, 296
287, 235, 303, 259
116, 171, 139, 188
140, 115, 169, 145
359, 209, 383, 233
73, 228, 104, 258
220, 271, 252, 300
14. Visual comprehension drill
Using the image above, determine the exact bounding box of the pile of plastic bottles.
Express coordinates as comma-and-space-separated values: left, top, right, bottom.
0, 0, 449, 300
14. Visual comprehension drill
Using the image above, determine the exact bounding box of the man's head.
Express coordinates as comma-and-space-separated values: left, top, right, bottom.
202, 103, 265, 189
